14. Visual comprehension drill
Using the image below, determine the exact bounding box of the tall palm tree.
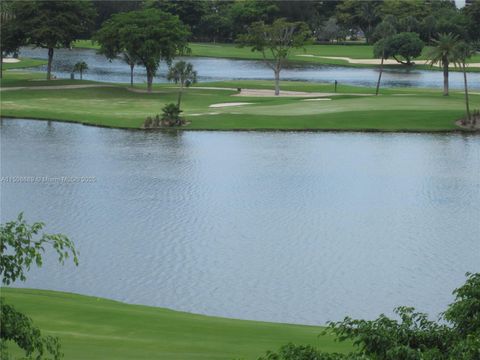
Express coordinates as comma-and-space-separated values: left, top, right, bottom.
73, 61, 88, 80
167, 61, 197, 108
428, 33, 459, 96
453, 42, 477, 126
372, 20, 396, 96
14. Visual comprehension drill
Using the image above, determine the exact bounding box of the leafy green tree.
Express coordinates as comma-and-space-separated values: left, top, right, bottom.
421, 15, 437, 44
1, 298, 62, 360
144, 0, 207, 38
91, 0, 142, 34
0, 1, 25, 79
229, 0, 279, 38
12, 0, 96, 80
73, 61, 88, 80
199, 12, 232, 43
0, 213, 78, 359
434, 9, 469, 41
258, 343, 359, 360
317, 17, 347, 43
257, 273, 480, 360
373, 21, 397, 96
444, 273, 480, 338
463, 0, 480, 42
237, 18, 311, 96
383, 32, 424, 66
326, 273, 480, 360
167, 61, 197, 108
428, 33, 459, 96
336, 0, 382, 43
95, 9, 190, 93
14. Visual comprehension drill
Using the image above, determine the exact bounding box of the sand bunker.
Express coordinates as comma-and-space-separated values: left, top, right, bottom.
234, 89, 335, 97
297, 54, 480, 68
301, 98, 332, 101
209, 102, 253, 108
2, 58, 20, 63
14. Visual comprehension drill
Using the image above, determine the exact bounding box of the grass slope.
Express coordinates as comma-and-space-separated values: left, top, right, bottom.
74, 40, 480, 72
1, 288, 349, 360
1, 72, 477, 132
2, 57, 47, 70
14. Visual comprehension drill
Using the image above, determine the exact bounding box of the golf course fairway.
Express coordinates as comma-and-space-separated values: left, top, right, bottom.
2, 71, 479, 132
1, 288, 350, 359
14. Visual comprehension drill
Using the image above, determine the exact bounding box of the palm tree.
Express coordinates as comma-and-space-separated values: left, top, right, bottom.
372, 20, 396, 96
73, 61, 88, 80
167, 61, 197, 108
123, 52, 139, 87
428, 33, 459, 96
453, 42, 477, 126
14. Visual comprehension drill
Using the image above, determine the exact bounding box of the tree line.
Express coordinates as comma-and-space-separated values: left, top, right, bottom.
64, 0, 480, 45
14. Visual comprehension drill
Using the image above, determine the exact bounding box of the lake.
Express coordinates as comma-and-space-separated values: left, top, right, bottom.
18, 47, 480, 90
2, 118, 479, 325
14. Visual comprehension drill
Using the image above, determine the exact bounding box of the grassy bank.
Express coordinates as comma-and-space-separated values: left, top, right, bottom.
1, 288, 349, 359
1, 71, 478, 132
2, 57, 47, 70
74, 40, 480, 72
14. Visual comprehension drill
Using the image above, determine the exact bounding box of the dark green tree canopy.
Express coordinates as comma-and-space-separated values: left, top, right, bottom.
11, 0, 95, 80
463, 0, 480, 42
258, 273, 480, 360
237, 18, 312, 95
95, 8, 190, 92
382, 32, 424, 65
13, 0, 95, 50
336, 0, 382, 43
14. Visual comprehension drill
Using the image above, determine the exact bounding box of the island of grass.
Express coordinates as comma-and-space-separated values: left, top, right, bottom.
2, 288, 350, 360
74, 40, 480, 73
1, 71, 479, 132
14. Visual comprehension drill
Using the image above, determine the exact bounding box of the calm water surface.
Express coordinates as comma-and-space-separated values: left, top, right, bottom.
1, 119, 479, 325
18, 47, 480, 89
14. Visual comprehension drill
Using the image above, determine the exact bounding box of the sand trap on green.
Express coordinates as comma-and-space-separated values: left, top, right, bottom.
302, 98, 332, 101
2, 58, 21, 63
209, 102, 253, 107
234, 88, 336, 97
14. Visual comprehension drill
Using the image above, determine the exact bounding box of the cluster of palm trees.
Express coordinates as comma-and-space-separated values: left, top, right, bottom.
428, 34, 477, 127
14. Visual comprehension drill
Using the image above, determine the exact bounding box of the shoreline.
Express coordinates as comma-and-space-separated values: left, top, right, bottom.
2, 116, 478, 134
2, 287, 350, 359
2, 286, 322, 327
72, 41, 480, 73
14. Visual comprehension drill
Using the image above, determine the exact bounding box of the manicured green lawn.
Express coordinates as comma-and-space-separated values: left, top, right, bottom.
1, 288, 349, 360
73, 40, 480, 72
1, 71, 477, 132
